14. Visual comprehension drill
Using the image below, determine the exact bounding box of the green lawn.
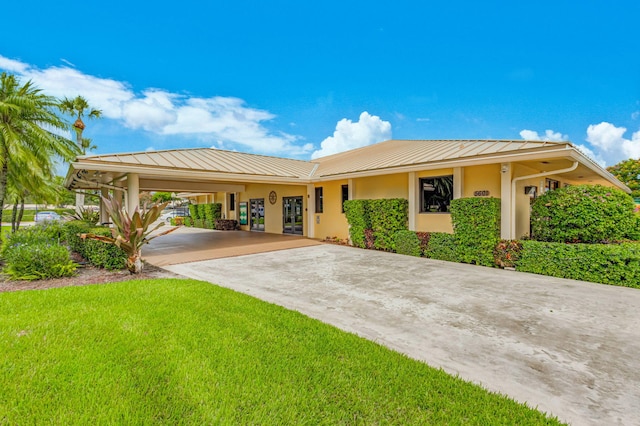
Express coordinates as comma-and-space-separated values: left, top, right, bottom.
0, 279, 562, 425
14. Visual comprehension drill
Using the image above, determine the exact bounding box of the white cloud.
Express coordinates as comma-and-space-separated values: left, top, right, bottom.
586, 122, 640, 165
0, 54, 310, 155
311, 112, 391, 159
575, 144, 606, 167
519, 129, 568, 142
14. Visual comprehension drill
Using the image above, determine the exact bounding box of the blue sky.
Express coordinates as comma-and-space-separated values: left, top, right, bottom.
1, 0, 639, 167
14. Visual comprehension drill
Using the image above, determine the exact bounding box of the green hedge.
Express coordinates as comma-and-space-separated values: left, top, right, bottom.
189, 204, 199, 220
516, 241, 640, 288
450, 198, 501, 267
343, 200, 370, 248
530, 184, 636, 243
368, 199, 408, 251
425, 232, 459, 262
63, 221, 127, 270
394, 230, 421, 257
82, 227, 128, 270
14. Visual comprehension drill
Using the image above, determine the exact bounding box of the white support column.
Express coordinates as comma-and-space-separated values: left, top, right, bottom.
348, 179, 354, 200
500, 163, 512, 240
99, 188, 109, 224
408, 172, 416, 231
453, 167, 464, 199
307, 184, 315, 238
126, 173, 140, 217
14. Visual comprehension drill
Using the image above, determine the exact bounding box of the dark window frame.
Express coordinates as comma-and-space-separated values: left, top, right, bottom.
341, 184, 349, 213
315, 187, 323, 213
419, 175, 454, 213
229, 193, 235, 211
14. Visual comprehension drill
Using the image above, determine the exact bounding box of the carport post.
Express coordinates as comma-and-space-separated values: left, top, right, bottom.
126, 173, 140, 216
99, 187, 109, 224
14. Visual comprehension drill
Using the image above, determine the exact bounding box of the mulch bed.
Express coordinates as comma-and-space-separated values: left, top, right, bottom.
0, 260, 184, 293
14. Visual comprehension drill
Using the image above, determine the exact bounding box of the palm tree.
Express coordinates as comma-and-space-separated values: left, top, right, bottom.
58, 96, 102, 210
0, 72, 79, 238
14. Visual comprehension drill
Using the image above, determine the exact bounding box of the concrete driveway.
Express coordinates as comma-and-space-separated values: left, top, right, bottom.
162, 244, 640, 425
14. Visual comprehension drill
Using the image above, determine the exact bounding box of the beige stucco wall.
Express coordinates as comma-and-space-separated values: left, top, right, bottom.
353, 173, 408, 199
237, 183, 308, 235
313, 179, 350, 241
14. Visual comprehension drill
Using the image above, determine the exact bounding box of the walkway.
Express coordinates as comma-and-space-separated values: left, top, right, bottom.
162, 244, 640, 426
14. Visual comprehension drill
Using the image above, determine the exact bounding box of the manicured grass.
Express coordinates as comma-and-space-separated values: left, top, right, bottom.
0, 279, 562, 424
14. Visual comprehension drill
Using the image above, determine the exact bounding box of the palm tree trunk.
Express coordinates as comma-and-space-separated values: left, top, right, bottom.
11, 202, 17, 233
0, 160, 8, 242
16, 198, 24, 231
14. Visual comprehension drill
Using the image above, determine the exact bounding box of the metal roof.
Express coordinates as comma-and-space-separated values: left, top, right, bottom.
312, 139, 570, 177
78, 147, 317, 179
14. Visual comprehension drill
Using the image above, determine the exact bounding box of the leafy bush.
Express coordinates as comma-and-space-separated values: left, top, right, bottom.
2, 224, 75, 280
425, 232, 459, 262
82, 227, 128, 270
343, 200, 370, 248
368, 199, 409, 251
530, 184, 635, 243
184, 216, 193, 227
196, 205, 207, 223
3, 243, 76, 280
450, 198, 501, 266
394, 231, 421, 257
517, 241, 640, 288
203, 203, 222, 229
63, 220, 92, 257
493, 240, 522, 268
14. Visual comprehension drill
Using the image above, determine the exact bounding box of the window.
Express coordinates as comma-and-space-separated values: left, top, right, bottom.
420, 175, 453, 213
341, 184, 349, 213
315, 187, 323, 213
545, 178, 560, 192
229, 193, 235, 211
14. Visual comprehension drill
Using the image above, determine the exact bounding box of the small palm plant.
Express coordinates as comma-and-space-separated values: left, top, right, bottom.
82, 195, 177, 273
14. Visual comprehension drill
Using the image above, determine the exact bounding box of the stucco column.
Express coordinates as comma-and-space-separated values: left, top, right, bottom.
408, 172, 416, 231
126, 173, 140, 217
307, 184, 315, 238
348, 179, 354, 200
453, 167, 464, 199
500, 163, 512, 240
99, 187, 109, 224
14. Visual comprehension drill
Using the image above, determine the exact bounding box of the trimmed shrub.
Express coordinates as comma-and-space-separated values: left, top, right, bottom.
425, 232, 459, 262
394, 231, 421, 257
368, 199, 409, 251
184, 216, 193, 227
82, 227, 128, 270
531, 184, 635, 243
517, 241, 640, 288
196, 205, 207, 223
450, 197, 501, 267
189, 204, 199, 220
343, 200, 371, 248
203, 203, 222, 229
494, 240, 522, 268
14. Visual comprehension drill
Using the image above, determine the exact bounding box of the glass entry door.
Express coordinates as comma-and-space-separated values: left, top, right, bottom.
250, 198, 265, 231
283, 196, 303, 235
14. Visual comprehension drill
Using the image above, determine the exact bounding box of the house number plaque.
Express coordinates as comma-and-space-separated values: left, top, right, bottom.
474, 190, 490, 197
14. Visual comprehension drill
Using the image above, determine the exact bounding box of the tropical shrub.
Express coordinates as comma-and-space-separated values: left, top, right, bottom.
450, 198, 501, 266
516, 241, 640, 288
189, 204, 199, 220
425, 232, 459, 262
184, 216, 193, 227
65, 206, 99, 225
82, 196, 177, 273
394, 231, 421, 257
530, 184, 635, 243
63, 220, 92, 256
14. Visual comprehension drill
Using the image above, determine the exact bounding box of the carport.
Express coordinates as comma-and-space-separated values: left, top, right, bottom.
143, 226, 321, 266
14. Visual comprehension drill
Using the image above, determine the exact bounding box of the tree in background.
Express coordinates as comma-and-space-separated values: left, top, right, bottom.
607, 158, 640, 199
0, 72, 79, 238
59, 95, 102, 209
151, 192, 173, 203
